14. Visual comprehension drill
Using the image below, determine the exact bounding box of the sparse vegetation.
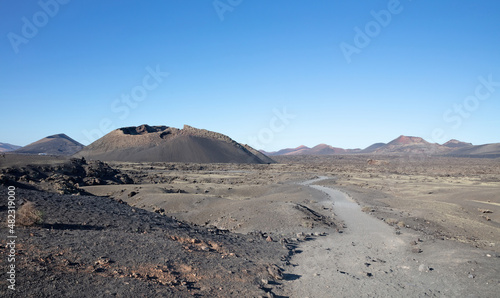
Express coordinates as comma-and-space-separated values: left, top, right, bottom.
384, 218, 399, 226
17, 201, 44, 226
361, 206, 375, 213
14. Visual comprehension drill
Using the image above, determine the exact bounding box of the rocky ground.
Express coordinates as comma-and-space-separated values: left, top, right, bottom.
0, 186, 290, 297
1, 154, 499, 297
0, 156, 132, 195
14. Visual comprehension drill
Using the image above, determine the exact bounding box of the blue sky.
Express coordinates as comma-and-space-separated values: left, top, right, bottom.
1, 0, 499, 151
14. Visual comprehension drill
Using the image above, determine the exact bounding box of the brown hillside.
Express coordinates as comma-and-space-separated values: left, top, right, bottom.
14, 134, 83, 155
75, 125, 272, 164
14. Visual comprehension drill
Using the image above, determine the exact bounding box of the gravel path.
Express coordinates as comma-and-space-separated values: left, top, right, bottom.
285, 179, 500, 297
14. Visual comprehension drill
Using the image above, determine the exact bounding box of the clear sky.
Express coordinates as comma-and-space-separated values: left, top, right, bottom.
1, 0, 499, 151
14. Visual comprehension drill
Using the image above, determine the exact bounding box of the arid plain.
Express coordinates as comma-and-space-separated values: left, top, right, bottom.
1, 153, 499, 297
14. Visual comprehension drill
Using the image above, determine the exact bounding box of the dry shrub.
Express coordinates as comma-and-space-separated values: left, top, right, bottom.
384, 218, 399, 226
361, 206, 375, 213
17, 201, 43, 226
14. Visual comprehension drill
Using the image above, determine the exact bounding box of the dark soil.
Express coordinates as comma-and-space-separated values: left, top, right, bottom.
0, 187, 289, 297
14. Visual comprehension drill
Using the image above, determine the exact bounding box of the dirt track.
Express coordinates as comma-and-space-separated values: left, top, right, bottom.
282, 178, 500, 297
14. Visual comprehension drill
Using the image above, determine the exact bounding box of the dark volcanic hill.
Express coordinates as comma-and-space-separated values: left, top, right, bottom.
263, 144, 361, 156
443, 139, 473, 148
360, 142, 386, 154
447, 143, 500, 158
75, 124, 275, 164
14, 134, 83, 155
0, 142, 21, 152
242, 144, 276, 164
300, 144, 346, 155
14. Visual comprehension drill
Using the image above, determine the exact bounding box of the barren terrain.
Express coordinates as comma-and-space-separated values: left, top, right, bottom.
1, 154, 499, 296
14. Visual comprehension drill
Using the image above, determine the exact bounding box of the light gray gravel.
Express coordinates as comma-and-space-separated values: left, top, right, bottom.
284, 179, 500, 298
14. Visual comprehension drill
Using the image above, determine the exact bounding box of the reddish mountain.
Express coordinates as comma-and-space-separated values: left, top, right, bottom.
264, 135, 472, 156
371, 135, 446, 155
387, 135, 429, 146
263, 145, 311, 156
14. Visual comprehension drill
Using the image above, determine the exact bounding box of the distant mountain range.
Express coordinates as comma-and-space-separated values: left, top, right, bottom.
269, 144, 361, 156
0, 142, 21, 153
262, 135, 500, 158
4, 132, 499, 161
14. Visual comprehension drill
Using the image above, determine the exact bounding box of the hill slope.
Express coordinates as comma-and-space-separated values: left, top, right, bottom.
263, 144, 361, 156
14, 134, 83, 155
360, 142, 386, 154
0, 142, 21, 152
370, 135, 448, 155
76, 124, 274, 164
447, 143, 500, 158
443, 139, 473, 148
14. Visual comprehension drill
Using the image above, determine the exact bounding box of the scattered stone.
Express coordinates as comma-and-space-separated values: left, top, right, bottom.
266, 236, 273, 242
478, 209, 493, 213
154, 207, 165, 214
412, 248, 423, 254
267, 264, 283, 280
